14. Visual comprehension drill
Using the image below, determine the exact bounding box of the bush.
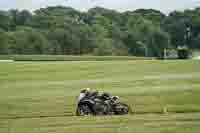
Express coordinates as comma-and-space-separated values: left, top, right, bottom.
177, 47, 190, 59
3, 55, 155, 61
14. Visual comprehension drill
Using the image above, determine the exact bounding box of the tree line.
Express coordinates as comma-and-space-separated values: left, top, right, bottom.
0, 6, 200, 57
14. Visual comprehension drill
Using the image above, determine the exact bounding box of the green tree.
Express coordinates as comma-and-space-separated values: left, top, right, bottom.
0, 29, 10, 54
134, 9, 166, 25
10, 28, 48, 54
0, 11, 11, 31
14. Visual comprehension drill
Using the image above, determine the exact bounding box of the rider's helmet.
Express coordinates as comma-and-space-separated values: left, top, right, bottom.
112, 96, 119, 101
101, 92, 111, 100
80, 88, 91, 93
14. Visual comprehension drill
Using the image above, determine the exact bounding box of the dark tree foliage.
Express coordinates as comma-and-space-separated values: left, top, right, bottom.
0, 6, 200, 57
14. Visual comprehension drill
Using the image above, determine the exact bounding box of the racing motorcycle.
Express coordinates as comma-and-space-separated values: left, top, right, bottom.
76, 93, 130, 116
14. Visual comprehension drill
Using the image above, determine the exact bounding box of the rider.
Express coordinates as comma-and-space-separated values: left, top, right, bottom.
78, 88, 112, 102
78, 88, 98, 102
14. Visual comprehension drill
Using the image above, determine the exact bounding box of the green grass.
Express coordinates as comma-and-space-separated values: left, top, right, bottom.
0, 60, 200, 133
192, 51, 200, 57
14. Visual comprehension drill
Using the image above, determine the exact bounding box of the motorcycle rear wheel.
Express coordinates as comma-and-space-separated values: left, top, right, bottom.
114, 103, 130, 115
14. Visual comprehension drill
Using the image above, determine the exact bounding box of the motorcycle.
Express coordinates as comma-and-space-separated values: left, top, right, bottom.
76, 93, 130, 116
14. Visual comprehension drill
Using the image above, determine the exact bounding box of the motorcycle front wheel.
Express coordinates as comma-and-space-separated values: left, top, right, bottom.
76, 104, 93, 116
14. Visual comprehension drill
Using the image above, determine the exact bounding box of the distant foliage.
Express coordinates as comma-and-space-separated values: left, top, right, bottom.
0, 6, 200, 57
0, 55, 154, 61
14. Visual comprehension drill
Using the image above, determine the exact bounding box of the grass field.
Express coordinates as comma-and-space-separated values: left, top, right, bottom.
0, 60, 200, 133
192, 51, 200, 57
